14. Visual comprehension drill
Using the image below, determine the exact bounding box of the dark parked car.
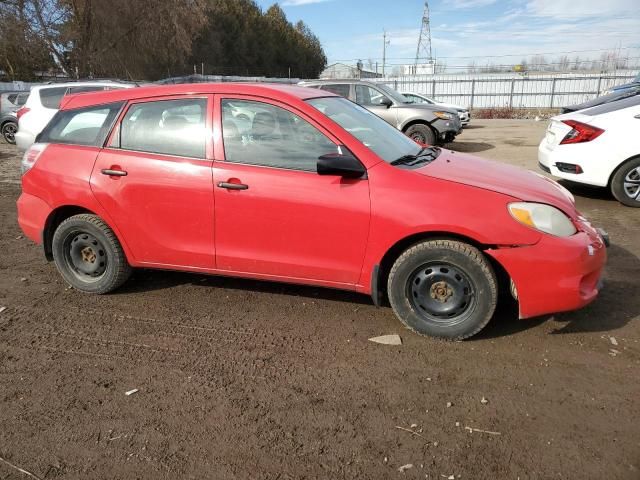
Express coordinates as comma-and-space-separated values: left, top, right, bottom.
0, 91, 28, 144
561, 87, 640, 114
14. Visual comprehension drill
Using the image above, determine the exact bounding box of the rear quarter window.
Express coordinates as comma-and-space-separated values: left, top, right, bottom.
38, 102, 124, 147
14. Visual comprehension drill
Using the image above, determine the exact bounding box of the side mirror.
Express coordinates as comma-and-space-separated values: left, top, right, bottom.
380, 97, 393, 108
317, 152, 366, 179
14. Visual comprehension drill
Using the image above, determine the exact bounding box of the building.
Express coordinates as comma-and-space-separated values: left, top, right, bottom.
319, 63, 383, 80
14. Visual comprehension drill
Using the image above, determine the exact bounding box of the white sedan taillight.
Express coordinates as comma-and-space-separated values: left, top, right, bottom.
21, 143, 47, 175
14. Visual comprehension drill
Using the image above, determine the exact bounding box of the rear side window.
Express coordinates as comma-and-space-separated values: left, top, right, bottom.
16, 93, 29, 106
38, 102, 124, 147
7, 94, 18, 104
39, 87, 69, 109
320, 84, 350, 98
118, 98, 207, 158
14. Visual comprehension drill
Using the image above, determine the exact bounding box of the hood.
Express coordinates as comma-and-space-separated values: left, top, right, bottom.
395, 103, 458, 115
414, 149, 577, 215
438, 102, 467, 112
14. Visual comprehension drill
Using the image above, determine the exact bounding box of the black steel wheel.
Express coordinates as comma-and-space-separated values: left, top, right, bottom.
2, 121, 17, 144
388, 239, 497, 340
407, 262, 476, 326
52, 214, 132, 294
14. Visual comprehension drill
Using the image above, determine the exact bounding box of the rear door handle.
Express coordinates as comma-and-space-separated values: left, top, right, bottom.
218, 181, 248, 190
101, 168, 127, 177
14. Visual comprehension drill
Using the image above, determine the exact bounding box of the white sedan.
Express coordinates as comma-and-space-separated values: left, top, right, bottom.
538, 95, 640, 207
400, 92, 470, 126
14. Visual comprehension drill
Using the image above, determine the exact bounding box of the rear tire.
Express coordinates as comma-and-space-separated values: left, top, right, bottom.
1, 121, 17, 144
611, 157, 640, 207
52, 214, 132, 294
404, 124, 436, 145
387, 239, 497, 340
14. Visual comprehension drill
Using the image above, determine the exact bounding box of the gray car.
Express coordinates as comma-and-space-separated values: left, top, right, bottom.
0, 91, 28, 144
299, 80, 461, 145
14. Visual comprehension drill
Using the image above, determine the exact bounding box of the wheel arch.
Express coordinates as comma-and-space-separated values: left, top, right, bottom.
372, 230, 511, 306
401, 119, 437, 135
607, 153, 640, 187
42, 206, 118, 261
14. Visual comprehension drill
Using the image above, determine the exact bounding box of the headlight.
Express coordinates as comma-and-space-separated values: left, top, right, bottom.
601, 89, 612, 96
508, 202, 576, 237
433, 111, 454, 120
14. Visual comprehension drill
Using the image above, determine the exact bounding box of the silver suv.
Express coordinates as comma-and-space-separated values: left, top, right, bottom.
300, 80, 461, 145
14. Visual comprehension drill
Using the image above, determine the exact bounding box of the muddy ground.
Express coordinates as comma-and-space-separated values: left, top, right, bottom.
0, 120, 638, 479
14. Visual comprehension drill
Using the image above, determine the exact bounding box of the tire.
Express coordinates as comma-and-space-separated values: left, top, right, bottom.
611, 157, 640, 207
1, 121, 17, 144
52, 214, 132, 294
404, 123, 436, 145
387, 239, 497, 340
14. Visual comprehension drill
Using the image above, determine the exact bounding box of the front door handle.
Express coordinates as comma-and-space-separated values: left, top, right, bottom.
101, 168, 127, 177
218, 181, 248, 190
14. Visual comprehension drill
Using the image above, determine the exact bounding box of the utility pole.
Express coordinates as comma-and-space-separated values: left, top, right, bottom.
382, 30, 390, 77
415, 1, 433, 70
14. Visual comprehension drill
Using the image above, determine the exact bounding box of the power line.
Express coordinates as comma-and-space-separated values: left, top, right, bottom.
329, 45, 640, 63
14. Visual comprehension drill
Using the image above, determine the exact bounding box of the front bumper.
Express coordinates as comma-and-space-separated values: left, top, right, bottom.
487, 226, 607, 319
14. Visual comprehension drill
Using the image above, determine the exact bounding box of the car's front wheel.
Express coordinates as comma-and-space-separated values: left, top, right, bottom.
611, 157, 640, 207
52, 214, 132, 294
2, 121, 17, 144
387, 239, 498, 340
404, 123, 436, 145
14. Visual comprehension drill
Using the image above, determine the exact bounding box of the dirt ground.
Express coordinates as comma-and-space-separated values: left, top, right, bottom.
0, 120, 638, 479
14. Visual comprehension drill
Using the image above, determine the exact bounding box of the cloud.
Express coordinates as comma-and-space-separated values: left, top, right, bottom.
527, 0, 638, 17
448, 0, 498, 8
281, 0, 332, 5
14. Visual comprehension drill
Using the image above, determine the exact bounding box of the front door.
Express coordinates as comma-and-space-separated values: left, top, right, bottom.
90, 95, 215, 269
213, 96, 370, 286
355, 84, 398, 126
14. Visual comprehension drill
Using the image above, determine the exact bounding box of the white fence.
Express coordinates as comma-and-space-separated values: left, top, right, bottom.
3, 70, 638, 110
372, 71, 639, 109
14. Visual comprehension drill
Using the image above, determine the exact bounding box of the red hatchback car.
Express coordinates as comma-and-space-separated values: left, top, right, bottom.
17, 83, 608, 339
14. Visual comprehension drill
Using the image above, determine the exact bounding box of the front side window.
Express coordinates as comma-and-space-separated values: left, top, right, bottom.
221, 99, 338, 171
37, 102, 124, 146
320, 84, 350, 98
39, 87, 68, 109
307, 96, 421, 163
119, 98, 207, 158
355, 85, 389, 106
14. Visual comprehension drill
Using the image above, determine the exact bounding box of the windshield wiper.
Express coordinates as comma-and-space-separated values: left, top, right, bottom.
390, 146, 440, 166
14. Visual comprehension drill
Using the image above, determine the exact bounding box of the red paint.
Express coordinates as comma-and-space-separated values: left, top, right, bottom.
17, 83, 606, 320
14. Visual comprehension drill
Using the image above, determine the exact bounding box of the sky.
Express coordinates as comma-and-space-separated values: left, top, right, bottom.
255, 0, 640, 71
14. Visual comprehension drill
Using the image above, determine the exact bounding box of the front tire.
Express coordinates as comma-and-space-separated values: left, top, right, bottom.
387, 239, 497, 340
52, 214, 132, 294
404, 123, 436, 145
611, 157, 640, 207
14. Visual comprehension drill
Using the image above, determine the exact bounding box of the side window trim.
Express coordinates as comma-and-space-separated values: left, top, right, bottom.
218, 96, 340, 173
105, 95, 212, 159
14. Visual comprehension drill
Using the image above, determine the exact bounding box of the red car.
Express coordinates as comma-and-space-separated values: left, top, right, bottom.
17, 83, 608, 339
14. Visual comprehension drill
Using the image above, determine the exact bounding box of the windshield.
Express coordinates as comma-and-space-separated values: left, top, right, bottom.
307, 96, 421, 162
374, 83, 412, 104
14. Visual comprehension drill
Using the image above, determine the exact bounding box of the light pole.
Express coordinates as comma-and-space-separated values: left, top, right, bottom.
382, 30, 390, 77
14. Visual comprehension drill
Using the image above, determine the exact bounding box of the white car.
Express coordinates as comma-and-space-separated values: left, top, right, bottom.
15, 81, 135, 150
538, 95, 640, 207
401, 92, 470, 126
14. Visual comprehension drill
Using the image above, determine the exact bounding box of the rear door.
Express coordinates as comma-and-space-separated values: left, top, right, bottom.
354, 84, 397, 125
90, 95, 215, 269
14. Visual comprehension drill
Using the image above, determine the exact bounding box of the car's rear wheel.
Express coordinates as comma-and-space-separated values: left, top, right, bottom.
404, 123, 436, 145
611, 157, 640, 207
52, 214, 132, 294
2, 121, 17, 144
387, 239, 497, 340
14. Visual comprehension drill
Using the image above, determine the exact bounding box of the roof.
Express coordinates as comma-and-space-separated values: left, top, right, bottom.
300, 79, 379, 86
60, 83, 334, 111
